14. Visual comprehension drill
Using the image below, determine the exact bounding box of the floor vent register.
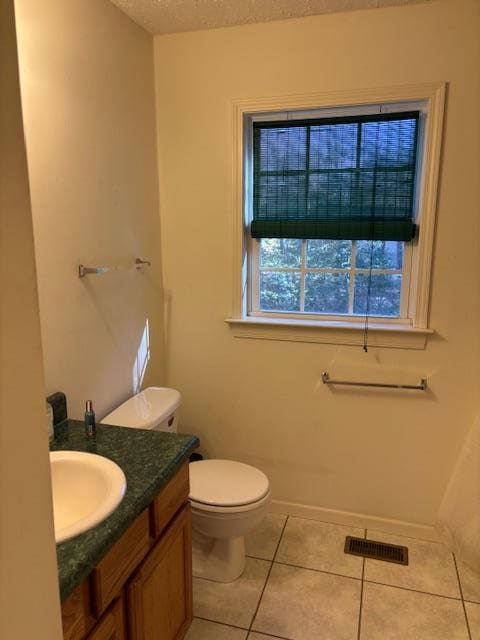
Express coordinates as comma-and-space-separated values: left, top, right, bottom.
344, 536, 409, 565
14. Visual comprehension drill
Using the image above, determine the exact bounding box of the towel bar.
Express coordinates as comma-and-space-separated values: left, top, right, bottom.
322, 371, 427, 391
78, 257, 151, 278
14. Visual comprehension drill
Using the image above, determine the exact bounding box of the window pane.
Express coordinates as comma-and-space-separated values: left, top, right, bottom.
260, 272, 301, 312
307, 239, 352, 268
260, 239, 302, 268
309, 124, 357, 169
304, 273, 349, 314
258, 127, 307, 172
308, 172, 356, 217
370, 170, 415, 218
257, 174, 307, 217
356, 241, 403, 269
360, 119, 417, 168
353, 274, 402, 316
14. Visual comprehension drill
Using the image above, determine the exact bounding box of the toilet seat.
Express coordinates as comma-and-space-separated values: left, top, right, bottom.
189, 459, 270, 508
190, 489, 271, 514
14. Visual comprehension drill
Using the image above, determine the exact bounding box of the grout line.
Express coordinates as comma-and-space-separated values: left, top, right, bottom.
357, 529, 367, 640
247, 515, 290, 637
272, 515, 289, 562
194, 615, 250, 631
247, 630, 294, 640
363, 578, 464, 602
453, 554, 473, 640
273, 512, 440, 544
364, 527, 445, 545
273, 559, 362, 582
193, 573, 252, 585
246, 554, 279, 562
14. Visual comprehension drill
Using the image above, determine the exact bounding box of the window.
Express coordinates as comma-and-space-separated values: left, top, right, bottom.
253, 238, 410, 319
249, 109, 418, 325
228, 85, 445, 348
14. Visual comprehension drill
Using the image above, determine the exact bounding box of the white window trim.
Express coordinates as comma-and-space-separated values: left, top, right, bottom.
226, 83, 446, 349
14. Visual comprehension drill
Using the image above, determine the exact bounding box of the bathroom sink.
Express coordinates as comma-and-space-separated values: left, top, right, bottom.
50, 450, 127, 543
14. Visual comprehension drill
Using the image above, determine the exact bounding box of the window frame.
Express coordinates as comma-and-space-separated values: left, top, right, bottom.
226, 84, 446, 349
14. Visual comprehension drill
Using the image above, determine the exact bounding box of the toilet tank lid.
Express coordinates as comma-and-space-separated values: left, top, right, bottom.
189, 460, 270, 507
101, 387, 181, 430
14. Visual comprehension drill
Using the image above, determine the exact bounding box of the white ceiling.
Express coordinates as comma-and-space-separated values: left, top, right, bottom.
109, 0, 433, 35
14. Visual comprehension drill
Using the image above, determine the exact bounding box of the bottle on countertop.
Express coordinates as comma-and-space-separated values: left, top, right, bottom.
85, 400, 96, 437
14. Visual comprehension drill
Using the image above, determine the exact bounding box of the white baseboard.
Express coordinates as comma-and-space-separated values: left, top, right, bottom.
269, 499, 441, 543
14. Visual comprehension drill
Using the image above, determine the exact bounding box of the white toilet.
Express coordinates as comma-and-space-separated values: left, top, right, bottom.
102, 386, 270, 582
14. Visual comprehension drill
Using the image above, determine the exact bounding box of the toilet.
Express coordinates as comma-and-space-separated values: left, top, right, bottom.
102, 386, 270, 582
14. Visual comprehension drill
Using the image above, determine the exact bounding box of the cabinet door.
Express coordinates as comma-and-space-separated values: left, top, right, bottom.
92, 509, 151, 615
88, 598, 126, 640
127, 505, 192, 640
87, 597, 125, 640
62, 580, 95, 640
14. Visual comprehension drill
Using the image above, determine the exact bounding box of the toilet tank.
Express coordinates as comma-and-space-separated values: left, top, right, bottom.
101, 387, 182, 433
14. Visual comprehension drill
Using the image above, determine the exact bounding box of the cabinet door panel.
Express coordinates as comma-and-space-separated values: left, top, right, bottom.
87, 597, 125, 640
128, 505, 192, 640
92, 509, 151, 615
62, 580, 95, 640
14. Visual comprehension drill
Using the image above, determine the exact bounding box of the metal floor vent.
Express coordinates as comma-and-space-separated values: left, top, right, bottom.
345, 536, 409, 565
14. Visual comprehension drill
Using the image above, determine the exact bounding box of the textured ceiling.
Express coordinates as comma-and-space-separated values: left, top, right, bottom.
109, 0, 433, 35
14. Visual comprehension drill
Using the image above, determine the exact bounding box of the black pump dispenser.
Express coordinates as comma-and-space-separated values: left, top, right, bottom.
85, 400, 96, 437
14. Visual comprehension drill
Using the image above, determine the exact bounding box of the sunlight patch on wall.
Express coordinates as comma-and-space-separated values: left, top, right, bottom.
132, 319, 150, 393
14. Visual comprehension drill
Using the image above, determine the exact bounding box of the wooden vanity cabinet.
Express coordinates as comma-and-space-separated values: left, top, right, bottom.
127, 505, 192, 640
61, 463, 192, 640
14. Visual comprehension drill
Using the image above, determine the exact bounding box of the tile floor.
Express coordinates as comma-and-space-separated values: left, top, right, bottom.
186, 513, 480, 639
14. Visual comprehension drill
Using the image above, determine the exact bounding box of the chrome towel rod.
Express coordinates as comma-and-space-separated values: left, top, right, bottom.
322, 371, 427, 391
78, 257, 151, 278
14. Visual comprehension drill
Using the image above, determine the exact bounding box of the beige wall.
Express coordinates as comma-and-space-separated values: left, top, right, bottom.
0, 1, 62, 637
15, 0, 165, 419
154, 0, 480, 525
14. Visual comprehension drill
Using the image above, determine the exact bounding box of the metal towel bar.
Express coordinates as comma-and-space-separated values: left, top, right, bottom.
322, 371, 427, 391
78, 257, 151, 278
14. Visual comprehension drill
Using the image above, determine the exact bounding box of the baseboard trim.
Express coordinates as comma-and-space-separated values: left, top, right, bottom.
269, 499, 441, 542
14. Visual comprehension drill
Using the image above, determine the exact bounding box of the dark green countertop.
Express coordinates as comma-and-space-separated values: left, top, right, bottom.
51, 420, 199, 602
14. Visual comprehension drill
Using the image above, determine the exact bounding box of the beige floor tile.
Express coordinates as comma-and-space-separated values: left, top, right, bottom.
193, 557, 270, 628
360, 582, 469, 640
364, 530, 460, 598
249, 634, 284, 639
245, 513, 287, 561
252, 562, 361, 640
466, 602, 480, 640
185, 618, 248, 639
276, 516, 364, 578
457, 560, 480, 603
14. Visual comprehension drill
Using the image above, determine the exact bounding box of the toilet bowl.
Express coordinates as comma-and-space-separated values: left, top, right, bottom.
102, 387, 270, 582
189, 459, 270, 582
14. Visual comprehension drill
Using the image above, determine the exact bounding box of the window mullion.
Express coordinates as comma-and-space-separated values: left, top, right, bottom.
348, 241, 356, 314
300, 240, 307, 312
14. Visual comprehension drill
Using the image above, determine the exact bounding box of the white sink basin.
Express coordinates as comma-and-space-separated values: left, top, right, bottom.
50, 450, 127, 543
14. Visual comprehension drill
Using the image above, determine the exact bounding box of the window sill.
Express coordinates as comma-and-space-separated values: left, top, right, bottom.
225, 317, 433, 349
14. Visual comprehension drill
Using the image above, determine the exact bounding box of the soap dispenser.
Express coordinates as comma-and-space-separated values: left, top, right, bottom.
85, 400, 96, 437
